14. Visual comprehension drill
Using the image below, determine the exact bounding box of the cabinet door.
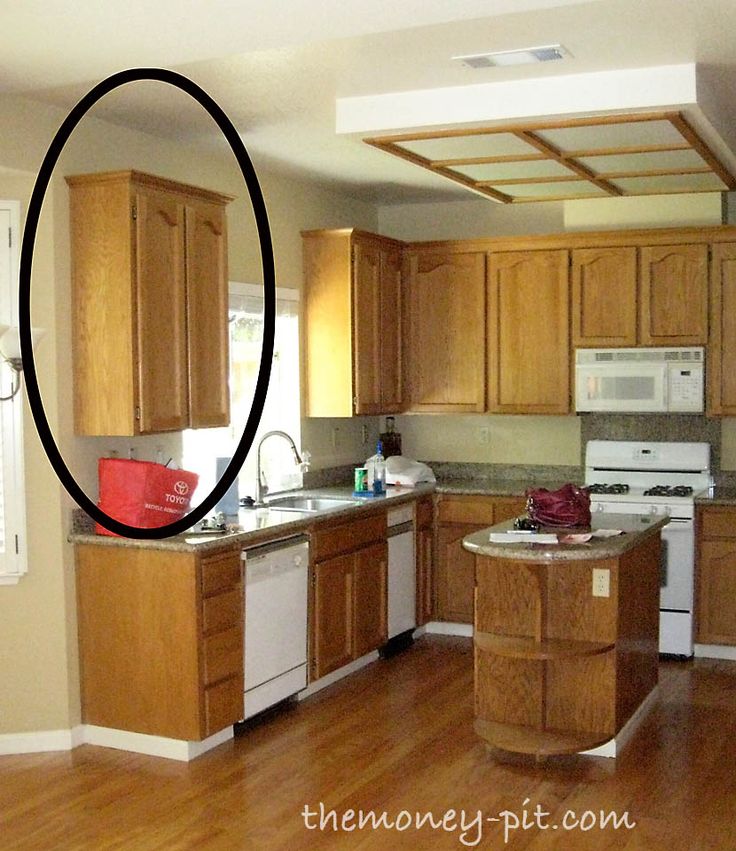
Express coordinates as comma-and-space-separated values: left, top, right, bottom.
379, 245, 403, 412
492, 496, 528, 524
135, 187, 189, 433
697, 538, 736, 644
405, 251, 486, 412
352, 240, 382, 414
487, 250, 570, 414
416, 525, 434, 626
312, 553, 354, 679
571, 247, 638, 347
436, 522, 482, 623
639, 244, 708, 345
353, 541, 388, 657
708, 243, 736, 415
186, 199, 230, 427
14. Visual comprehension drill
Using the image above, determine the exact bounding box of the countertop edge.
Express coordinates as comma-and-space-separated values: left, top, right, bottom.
462, 515, 668, 562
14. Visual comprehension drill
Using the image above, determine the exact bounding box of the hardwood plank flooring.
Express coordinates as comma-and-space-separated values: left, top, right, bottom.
1, 636, 736, 849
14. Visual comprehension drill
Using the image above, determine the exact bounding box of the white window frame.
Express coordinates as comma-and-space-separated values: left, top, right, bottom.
0, 200, 28, 584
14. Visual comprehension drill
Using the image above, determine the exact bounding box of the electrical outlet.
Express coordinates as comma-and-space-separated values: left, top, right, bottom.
592, 568, 610, 598
478, 427, 490, 445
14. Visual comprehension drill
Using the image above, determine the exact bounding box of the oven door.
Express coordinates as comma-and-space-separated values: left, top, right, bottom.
660, 517, 694, 611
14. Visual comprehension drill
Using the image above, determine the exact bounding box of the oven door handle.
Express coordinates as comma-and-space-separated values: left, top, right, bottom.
663, 517, 693, 528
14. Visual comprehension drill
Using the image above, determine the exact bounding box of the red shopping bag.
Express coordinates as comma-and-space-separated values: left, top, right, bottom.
96, 458, 199, 536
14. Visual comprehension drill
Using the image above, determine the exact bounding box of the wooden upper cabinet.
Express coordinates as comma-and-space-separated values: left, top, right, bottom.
302, 229, 403, 417
135, 187, 189, 433
708, 242, 736, 415
185, 199, 230, 428
639, 244, 708, 345
67, 170, 233, 436
487, 249, 570, 414
404, 250, 486, 412
571, 247, 638, 347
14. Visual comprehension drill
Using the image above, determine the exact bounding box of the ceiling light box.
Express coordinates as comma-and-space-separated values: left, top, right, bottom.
364, 112, 736, 203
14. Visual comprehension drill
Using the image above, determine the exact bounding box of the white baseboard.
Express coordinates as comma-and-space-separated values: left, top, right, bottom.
0, 724, 233, 762
423, 621, 473, 638
581, 685, 659, 759
0, 728, 77, 755
80, 724, 233, 762
694, 644, 736, 661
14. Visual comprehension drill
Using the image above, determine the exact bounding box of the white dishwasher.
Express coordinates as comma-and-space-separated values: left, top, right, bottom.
387, 505, 416, 640
242, 535, 309, 719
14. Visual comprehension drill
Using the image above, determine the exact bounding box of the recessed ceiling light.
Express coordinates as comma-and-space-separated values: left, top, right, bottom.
453, 44, 571, 69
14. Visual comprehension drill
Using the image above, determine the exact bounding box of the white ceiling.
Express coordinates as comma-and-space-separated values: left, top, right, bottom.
5, 0, 736, 203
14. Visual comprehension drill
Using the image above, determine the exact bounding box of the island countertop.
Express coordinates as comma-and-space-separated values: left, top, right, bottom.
462, 512, 668, 562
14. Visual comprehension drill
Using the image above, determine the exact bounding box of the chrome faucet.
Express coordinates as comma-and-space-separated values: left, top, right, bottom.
255, 430, 303, 505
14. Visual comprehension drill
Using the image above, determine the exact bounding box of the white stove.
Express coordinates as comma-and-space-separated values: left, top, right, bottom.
585, 440, 712, 656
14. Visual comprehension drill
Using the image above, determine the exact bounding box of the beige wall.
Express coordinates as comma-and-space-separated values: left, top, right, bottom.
0, 90, 379, 736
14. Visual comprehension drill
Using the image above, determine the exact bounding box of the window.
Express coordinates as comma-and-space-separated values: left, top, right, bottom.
182, 282, 301, 506
0, 201, 28, 583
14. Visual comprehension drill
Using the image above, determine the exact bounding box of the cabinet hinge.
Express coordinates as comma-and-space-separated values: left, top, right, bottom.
132, 205, 137, 221
134, 406, 141, 420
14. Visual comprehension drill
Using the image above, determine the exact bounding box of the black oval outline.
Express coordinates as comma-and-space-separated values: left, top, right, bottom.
19, 68, 275, 539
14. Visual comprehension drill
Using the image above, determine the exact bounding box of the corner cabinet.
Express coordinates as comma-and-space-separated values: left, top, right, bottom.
302, 229, 403, 416
708, 243, 736, 415
75, 543, 244, 741
436, 494, 527, 623
404, 250, 486, 412
487, 250, 570, 414
67, 170, 233, 436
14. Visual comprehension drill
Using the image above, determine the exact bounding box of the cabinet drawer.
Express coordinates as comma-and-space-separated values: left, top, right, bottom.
416, 497, 433, 530
311, 513, 386, 561
202, 588, 241, 633
438, 496, 496, 525
204, 675, 243, 736
203, 626, 243, 685
201, 550, 241, 597
700, 508, 736, 539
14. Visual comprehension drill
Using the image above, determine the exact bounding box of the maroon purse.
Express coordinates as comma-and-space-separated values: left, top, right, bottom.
525, 483, 591, 528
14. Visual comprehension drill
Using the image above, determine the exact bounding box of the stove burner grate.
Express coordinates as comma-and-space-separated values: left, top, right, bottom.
642, 485, 694, 497
586, 483, 630, 495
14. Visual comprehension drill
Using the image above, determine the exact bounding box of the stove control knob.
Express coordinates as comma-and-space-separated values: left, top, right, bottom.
664, 506, 671, 517
649, 504, 659, 516
596, 503, 605, 512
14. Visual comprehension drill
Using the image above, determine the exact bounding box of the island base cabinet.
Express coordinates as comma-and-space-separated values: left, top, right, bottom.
473, 534, 660, 757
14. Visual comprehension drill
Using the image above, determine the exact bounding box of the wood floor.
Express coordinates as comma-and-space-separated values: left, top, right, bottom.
2, 635, 736, 850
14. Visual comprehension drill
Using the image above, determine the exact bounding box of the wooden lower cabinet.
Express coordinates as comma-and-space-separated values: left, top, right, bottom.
436, 494, 527, 624
75, 544, 243, 741
474, 534, 660, 756
310, 512, 388, 680
696, 505, 736, 644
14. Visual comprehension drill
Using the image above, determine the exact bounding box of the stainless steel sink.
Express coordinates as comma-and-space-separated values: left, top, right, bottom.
265, 495, 357, 513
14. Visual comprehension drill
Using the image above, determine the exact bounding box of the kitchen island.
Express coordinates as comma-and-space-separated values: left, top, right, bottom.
463, 513, 666, 758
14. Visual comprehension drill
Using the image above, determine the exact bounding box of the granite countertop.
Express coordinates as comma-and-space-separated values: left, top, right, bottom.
695, 487, 736, 506
69, 483, 435, 553
434, 478, 577, 497
462, 512, 668, 562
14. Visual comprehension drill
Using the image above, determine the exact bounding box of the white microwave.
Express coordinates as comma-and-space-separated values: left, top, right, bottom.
575, 348, 704, 413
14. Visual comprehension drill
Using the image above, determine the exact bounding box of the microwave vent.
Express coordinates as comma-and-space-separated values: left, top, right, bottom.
579, 347, 704, 365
